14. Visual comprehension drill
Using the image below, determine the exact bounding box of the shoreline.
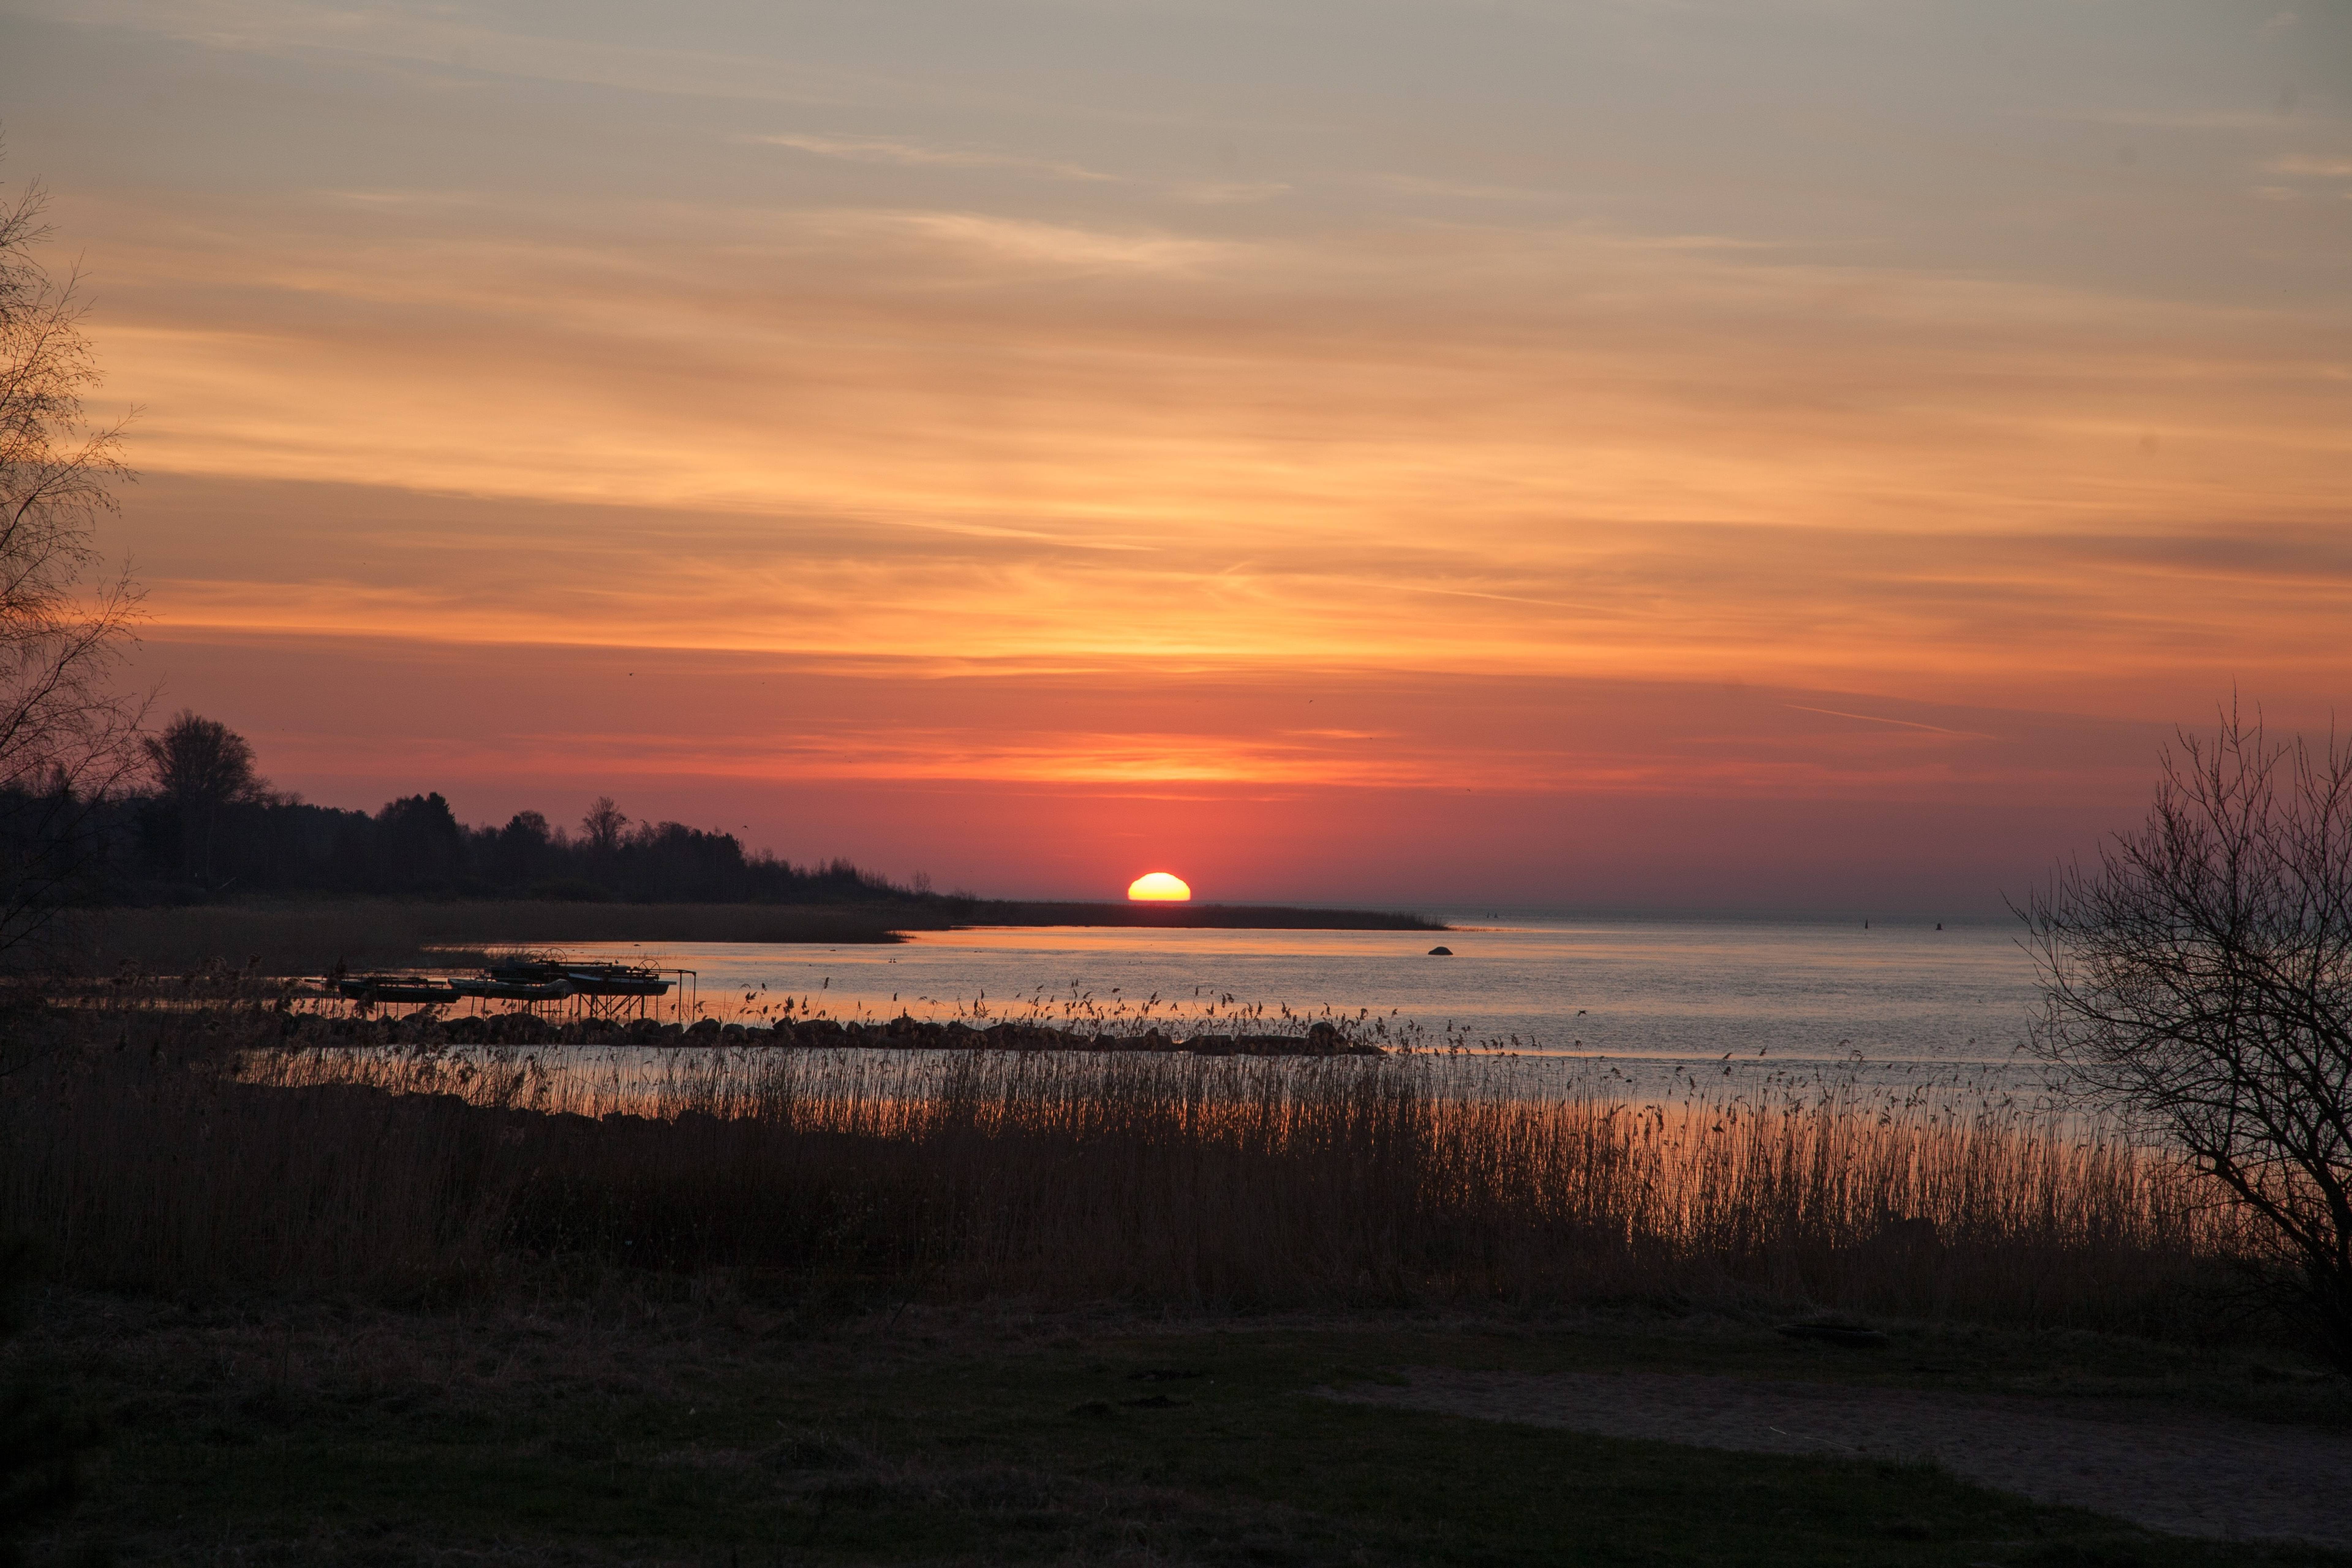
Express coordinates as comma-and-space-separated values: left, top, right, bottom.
53, 896, 1446, 976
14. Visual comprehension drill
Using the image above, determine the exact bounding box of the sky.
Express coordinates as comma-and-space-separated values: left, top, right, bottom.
0, 0, 2345, 911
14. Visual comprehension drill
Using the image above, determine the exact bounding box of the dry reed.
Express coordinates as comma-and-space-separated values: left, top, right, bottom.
0, 992, 2258, 1341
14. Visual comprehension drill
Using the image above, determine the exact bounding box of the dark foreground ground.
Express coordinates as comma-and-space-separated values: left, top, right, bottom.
16, 1292, 2346, 1567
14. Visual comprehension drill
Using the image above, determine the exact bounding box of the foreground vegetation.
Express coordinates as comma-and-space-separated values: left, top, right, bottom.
3, 989, 2342, 1563
0, 992, 2268, 1334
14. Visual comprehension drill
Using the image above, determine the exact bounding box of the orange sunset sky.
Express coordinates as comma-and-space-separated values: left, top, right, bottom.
3, 0, 2346, 910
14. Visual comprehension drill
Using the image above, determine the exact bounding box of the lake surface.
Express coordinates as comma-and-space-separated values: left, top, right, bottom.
560, 914, 2051, 1108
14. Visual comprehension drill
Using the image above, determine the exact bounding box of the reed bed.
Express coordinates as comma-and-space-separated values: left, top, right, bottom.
0, 992, 2257, 1342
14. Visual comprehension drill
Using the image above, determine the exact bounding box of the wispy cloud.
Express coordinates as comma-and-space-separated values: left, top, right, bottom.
2040, 108, 2301, 131
748, 132, 1115, 182
2269, 156, 2352, 178
38, 0, 869, 105
1169, 180, 1292, 205
812, 209, 1246, 274
1366, 174, 1566, 204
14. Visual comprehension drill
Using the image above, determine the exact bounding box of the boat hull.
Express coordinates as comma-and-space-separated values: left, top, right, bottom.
338, 977, 461, 1005
450, 977, 574, 1002
564, 971, 670, 997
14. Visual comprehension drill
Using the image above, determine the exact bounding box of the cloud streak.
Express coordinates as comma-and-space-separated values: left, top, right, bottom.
749, 133, 1116, 182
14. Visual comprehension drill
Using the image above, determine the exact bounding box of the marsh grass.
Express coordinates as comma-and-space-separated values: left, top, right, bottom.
0, 988, 2266, 1347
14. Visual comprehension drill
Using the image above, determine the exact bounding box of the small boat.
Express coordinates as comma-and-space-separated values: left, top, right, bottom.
451, 975, 574, 1002
561, 963, 671, 997
338, 975, 462, 1005
486, 959, 567, 984
482, 956, 668, 998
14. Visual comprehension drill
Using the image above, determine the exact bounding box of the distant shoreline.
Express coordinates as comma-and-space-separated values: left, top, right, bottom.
55, 897, 1445, 976
961, 900, 1444, 932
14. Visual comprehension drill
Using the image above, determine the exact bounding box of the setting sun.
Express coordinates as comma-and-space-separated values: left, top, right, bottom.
1126, 872, 1192, 902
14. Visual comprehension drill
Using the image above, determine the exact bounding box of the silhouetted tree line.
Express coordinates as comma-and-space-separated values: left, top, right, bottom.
36, 711, 936, 907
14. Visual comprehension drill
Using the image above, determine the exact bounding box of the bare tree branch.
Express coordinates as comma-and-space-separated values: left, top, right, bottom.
0, 149, 145, 958
2022, 699, 2352, 1366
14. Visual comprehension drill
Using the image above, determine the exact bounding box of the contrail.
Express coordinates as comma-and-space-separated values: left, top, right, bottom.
1781, 704, 1997, 739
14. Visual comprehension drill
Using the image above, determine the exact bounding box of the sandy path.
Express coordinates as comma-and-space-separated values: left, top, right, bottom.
1323, 1369, 2352, 1547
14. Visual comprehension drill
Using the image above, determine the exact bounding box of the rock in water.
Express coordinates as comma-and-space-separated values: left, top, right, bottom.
1427, 945, 1453, 956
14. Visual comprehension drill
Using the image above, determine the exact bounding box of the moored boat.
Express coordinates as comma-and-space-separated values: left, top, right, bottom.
486, 959, 567, 984
338, 975, 462, 1005
561, 962, 670, 997
450, 975, 574, 1002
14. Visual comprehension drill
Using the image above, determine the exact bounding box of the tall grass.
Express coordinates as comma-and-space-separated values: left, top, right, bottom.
0, 992, 2257, 1340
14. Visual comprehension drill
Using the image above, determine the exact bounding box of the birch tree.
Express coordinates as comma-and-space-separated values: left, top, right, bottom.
0, 161, 144, 953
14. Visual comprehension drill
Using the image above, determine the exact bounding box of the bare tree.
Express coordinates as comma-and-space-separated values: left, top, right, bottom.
0, 156, 143, 953
581, 796, 627, 858
2022, 704, 2352, 1365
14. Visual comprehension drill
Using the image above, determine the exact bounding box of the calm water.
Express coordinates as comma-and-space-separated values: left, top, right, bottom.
556, 914, 2049, 1106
